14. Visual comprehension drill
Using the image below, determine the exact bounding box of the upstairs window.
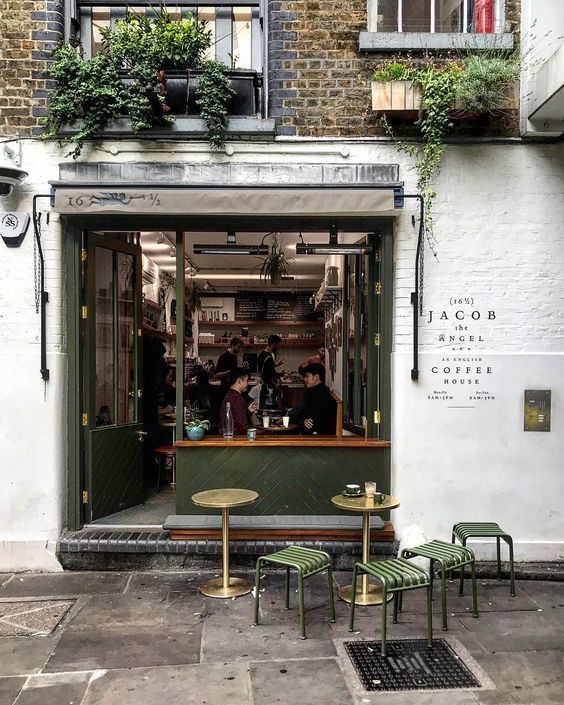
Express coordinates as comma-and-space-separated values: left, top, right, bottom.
73, 1, 263, 72
369, 0, 504, 34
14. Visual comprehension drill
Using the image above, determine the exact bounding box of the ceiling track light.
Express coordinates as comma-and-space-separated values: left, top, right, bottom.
296, 226, 372, 255
193, 244, 269, 256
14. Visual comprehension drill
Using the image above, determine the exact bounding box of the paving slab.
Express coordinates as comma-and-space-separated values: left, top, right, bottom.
472, 649, 564, 704
250, 657, 351, 705
0, 573, 130, 599
13, 672, 91, 705
202, 614, 336, 662
0, 636, 59, 677
43, 623, 202, 672
456, 609, 564, 653
125, 571, 198, 595
0, 600, 74, 637
67, 593, 168, 629
517, 580, 564, 610
0, 678, 25, 705
80, 662, 250, 705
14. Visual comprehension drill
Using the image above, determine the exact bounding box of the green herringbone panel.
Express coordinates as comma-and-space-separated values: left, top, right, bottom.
176, 445, 390, 515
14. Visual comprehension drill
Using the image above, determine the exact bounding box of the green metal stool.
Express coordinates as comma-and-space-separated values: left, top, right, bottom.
401, 539, 478, 631
253, 546, 336, 640
348, 557, 433, 657
452, 522, 515, 597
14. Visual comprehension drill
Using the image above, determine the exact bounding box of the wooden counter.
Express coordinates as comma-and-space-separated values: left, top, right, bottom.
174, 435, 391, 516
176, 436, 391, 448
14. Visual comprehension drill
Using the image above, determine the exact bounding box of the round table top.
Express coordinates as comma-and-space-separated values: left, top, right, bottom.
191, 488, 259, 509
330, 493, 400, 513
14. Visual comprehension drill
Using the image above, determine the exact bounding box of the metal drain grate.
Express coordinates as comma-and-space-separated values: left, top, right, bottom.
345, 638, 481, 692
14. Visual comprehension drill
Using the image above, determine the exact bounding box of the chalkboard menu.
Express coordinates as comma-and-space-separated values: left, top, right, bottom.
235, 292, 323, 322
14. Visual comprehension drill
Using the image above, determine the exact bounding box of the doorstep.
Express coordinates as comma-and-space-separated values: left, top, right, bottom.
57, 519, 397, 571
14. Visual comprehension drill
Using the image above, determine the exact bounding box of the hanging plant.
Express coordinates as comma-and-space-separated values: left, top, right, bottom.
257, 233, 294, 286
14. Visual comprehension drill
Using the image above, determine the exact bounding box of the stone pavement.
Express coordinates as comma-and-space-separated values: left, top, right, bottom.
0, 569, 562, 705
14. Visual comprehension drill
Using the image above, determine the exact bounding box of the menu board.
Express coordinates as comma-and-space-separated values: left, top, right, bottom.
235, 292, 323, 322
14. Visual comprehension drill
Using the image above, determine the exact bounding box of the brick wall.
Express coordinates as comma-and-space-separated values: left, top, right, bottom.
0, 0, 63, 136
268, 0, 521, 137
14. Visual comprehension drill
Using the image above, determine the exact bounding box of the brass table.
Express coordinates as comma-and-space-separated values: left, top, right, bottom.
331, 493, 400, 606
191, 488, 259, 598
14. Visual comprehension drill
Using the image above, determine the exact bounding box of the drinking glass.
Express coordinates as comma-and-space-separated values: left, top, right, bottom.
262, 415, 270, 429
282, 415, 290, 428
365, 481, 376, 498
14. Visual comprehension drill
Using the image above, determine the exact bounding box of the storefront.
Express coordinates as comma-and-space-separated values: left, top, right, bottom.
52, 169, 400, 531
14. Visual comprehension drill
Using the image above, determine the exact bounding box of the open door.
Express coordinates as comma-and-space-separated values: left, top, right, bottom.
82, 233, 143, 522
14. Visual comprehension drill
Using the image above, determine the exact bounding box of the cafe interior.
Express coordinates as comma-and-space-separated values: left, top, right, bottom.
90, 226, 390, 527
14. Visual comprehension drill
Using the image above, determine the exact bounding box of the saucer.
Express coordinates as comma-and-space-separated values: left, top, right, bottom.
341, 491, 365, 498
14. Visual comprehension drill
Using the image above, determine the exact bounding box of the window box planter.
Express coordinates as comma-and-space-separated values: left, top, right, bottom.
147, 69, 262, 117
371, 80, 518, 116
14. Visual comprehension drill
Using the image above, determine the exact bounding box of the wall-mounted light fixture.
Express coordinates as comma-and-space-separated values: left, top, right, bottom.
296, 227, 372, 255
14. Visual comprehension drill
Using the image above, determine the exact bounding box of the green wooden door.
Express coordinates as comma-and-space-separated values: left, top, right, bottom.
83, 234, 143, 521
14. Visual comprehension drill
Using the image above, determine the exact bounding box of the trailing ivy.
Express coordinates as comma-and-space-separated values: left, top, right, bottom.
195, 60, 236, 149
42, 44, 129, 159
374, 55, 518, 250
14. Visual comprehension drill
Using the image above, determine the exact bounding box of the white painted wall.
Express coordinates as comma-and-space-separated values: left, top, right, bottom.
0, 138, 562, 568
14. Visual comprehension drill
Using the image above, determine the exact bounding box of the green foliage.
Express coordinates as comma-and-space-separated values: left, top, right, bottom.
41, 44, 129, 158
195, 60, 235, 148
257, 233, 294, 285
374, 55, 517, 248
185, 418, 210, 430
455, 55, 519, 113
43, 8, 233, 156
185, 279, 205, 311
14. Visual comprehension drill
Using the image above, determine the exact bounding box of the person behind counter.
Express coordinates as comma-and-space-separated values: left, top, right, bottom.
307, 345, 326, 367
297, 362, 337, 435
257, 334, 284, 379
248, 365, 280, 411
219, 368, 258, 436
214, 336, 243, 391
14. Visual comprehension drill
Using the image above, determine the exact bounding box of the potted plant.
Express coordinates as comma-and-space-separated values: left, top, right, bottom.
186, 279, 205, 312
258, 234, 294, 286
185, 418, 210, 441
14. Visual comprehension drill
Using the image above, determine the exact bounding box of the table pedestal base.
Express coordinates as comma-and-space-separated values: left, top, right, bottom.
338, 583, 394, 606
199, 576, 253, 599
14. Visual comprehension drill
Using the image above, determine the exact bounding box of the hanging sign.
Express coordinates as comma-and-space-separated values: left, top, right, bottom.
0, 212, 30, 248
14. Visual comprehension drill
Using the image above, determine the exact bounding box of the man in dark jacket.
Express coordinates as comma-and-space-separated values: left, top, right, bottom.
298, 363, 337, 435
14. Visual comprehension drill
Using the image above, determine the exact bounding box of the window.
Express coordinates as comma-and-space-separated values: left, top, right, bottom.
72, 1, 263, 71
368, 0, 503, 34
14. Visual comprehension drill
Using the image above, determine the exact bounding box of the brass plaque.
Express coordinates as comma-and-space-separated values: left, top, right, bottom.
524, 390, 551, 432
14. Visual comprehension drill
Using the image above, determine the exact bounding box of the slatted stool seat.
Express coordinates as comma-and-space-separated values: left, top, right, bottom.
401, 539, 478, 631
348, 558, 433, 657
154, 446, 176, 493
452, 522, 515, 596
253, 546, 335, 640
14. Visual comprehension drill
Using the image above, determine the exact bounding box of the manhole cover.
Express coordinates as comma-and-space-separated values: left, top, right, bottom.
345, 638, 481, 692
0, 600, 74, 637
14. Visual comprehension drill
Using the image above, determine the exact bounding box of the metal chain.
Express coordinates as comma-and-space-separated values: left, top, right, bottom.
33, 213, 40, 314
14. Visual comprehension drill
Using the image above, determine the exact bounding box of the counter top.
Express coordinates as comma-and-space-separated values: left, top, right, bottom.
176, 435, 391, 448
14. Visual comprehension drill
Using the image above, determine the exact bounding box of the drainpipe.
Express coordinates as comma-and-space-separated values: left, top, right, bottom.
32, 194, 52, 382
402, 194, 425, 381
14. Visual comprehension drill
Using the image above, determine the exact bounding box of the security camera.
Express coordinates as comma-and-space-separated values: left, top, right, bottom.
0, 163, 28, 197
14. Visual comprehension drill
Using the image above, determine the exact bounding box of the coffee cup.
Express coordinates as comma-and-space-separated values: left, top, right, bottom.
345, 484, 361, 495
282, 415, 290, 428
373, 492, 387, 505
